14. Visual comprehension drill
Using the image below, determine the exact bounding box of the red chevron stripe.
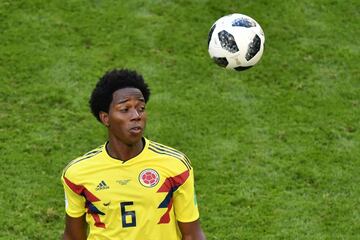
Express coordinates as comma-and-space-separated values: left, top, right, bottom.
63, 176, 100, 202
157, 170, 190, 224
157, 170, 189, 193
63, 176, 105, 228
158, 198, 173, 224
92, 214, 106, 228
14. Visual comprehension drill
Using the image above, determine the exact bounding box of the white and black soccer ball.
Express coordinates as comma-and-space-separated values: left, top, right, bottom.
208, 13, 265, 71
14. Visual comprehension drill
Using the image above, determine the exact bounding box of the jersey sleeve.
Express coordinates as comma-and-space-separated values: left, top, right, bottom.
61, 173, 86, 218
173, 167, 200, 222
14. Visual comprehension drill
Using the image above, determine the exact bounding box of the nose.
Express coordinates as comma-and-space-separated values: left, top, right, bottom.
130, 109, 142, 120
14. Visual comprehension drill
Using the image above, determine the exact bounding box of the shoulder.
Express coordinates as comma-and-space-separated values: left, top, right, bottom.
147, 139, 192, 170
62, 144, 104, 178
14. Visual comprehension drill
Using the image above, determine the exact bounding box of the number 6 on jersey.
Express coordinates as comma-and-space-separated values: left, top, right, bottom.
120, 201, 136, 227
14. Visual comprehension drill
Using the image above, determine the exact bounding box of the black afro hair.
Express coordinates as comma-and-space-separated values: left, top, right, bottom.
89, 69, 151, 122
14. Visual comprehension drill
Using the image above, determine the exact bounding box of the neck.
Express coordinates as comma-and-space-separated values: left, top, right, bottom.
106, 137, 144, 161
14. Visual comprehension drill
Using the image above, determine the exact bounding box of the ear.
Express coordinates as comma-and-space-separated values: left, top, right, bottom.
99, 111, 110, 127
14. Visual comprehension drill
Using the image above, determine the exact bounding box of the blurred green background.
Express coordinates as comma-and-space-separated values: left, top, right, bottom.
1, 0, 359, 239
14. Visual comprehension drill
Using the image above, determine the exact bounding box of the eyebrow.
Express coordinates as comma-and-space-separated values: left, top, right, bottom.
117, 97, 145, 104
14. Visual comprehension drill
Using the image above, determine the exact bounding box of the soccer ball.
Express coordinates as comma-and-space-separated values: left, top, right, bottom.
208, 13, 265, 71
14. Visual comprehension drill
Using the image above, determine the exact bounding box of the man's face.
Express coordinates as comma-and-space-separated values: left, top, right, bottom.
100, 87, 147, 145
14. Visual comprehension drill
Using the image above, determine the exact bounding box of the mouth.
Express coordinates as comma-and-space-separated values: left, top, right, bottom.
129, 126, 142, 134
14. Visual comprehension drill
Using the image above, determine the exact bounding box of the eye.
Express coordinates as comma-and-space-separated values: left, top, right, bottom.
119, 108, 128, 113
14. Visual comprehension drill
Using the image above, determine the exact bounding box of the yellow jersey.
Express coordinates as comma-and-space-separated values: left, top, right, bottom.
61, 138, 199, 240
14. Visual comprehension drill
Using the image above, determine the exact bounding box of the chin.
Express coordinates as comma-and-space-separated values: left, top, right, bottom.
125, 135, 143, 146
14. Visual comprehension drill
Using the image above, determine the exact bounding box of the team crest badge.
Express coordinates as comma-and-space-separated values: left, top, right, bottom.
139, 169, 160, 187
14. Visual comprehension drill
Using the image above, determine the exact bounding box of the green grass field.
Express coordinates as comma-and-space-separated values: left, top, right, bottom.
1, 0, 359, 239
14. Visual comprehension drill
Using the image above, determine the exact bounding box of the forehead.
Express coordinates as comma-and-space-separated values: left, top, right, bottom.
112, 87, 144, 102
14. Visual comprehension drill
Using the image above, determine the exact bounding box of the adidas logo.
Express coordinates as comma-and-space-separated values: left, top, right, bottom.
96, 180, 110, 191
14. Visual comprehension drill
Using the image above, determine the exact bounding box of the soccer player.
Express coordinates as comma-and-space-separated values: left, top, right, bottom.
61, 69, 206, 240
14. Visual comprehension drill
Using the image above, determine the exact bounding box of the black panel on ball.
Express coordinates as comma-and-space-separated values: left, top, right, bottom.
234, 66, 253, 71
232, 18, 256, 28
245, 34, 261, 61
208, 24, 216, 46
212, 57, 228, 67
218, 30, 239, 53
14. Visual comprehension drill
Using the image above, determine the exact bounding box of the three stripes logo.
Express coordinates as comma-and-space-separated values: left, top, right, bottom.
95, 180, 110, 191
148, 141, 192, 170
